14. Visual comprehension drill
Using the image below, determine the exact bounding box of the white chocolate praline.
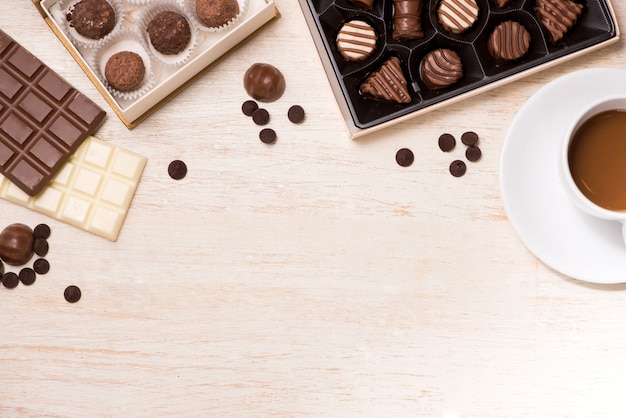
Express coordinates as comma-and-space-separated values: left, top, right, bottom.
0, 136, 147, 242
336, 19, 377, 62
437, 0, 479, 34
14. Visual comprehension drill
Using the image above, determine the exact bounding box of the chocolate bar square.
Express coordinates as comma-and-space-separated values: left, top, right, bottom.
0, 29, 105, 196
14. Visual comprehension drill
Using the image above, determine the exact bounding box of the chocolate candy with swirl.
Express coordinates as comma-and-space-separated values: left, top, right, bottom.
392, 0, 424, 40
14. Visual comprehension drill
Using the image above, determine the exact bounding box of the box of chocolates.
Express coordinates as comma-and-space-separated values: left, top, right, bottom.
33, 0, 278, 128
298, 0, 619, 138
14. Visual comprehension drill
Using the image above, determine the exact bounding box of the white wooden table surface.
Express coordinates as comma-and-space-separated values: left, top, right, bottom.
3, 1, 626, 416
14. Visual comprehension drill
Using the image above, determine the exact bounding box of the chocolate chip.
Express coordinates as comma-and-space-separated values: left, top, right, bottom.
449, 160, 467, 177
288, 105, 305, 124
19, 268, 36, 286
33, 223, 51, 239
33, 258, 50, 275
168, 160, 187, 180
34, 238, 49, 257
252, 108, 270, 126
242, 100, 258, 116
438, 133, 456, 152
395, 148, 414, 167
461, 131, 479, 146
259, 128, 277, 144
2, 272, 19, 289
466, 145, 482, 162
64, 285, 81, 303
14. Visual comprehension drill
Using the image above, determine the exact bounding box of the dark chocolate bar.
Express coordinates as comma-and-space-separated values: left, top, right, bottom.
0, 29, 105, 196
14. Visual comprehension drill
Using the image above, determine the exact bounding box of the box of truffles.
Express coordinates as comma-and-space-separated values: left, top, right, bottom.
298, 0, 619, 138
33, 0, 278, 128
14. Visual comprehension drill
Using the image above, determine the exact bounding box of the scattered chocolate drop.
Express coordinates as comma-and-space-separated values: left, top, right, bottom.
168, 160, 187, 180
288, 105, 305, 124
33, 223, 51, 239
252, 108, 270, 126
395, 148, 414, 167
33, 258, 50, 275
449, 160, 467, 177
259, 128, 277, 144
466, 145, 482, 162
438, 133, 456, 152
34, 238, 49, 257
64, 285, 82, 303
19, 268, 36, 286
2, 272, 19, 289
241, 100, 258, 116
461, 131, 479, 146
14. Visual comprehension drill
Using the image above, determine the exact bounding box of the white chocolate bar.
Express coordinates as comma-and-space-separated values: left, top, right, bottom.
0, 136, 147, 241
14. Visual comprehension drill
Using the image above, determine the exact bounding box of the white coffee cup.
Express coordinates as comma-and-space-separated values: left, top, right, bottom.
559, 96, 626, 245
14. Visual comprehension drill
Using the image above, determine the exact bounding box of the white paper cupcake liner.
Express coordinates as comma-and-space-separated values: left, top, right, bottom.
183, 0, 248, 33
92, 28, 155, 100
140, 1, 199, 66
60, 0, 125, 49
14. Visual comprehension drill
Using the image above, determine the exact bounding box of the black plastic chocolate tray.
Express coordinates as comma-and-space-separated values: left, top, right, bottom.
301, 0, 618, 130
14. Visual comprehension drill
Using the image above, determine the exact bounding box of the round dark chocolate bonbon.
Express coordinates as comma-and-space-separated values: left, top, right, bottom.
438, 133, 456, 152
19, 268, 36, 286
0, 223, 35, 266
466, 145, 482, 162
105, 51, 145, 92
252, 108, 270, 126
2, 272, 19, 289
33, 224, 51, 239
395, 148, 414, 167
461, 131, 479, 146
259, 128, 277, 144
68, 0, 116, 40
243, 63, 286, 103
449, 160, 467, 177
242, 100, 258, 116
147, 11, 191, 55
64, 285, 82, 303
33, 258, 50, 275
168, 160, 187, 180
288, 105, 305, 124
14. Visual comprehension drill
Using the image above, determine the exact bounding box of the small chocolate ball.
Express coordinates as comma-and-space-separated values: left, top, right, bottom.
105, 51, 146, 92
196, 0, 239, 28
147, 11, 191, 55
68, 0, 116, 40
0, 223, 34, 266
243, 63, 286, 103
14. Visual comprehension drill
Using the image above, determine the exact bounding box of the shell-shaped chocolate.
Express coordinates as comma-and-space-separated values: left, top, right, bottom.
359, 57, 411, 104
336, 20, 377, 62
535, 0, 583, 44
437, 0, 479, 34
420, 48, 463, 89
487, 20, 531, 62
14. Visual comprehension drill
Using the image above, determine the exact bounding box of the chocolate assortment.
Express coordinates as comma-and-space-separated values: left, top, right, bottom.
300, 0, 618, 132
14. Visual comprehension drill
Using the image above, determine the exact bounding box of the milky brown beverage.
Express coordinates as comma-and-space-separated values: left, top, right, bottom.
568, 109, 626, 211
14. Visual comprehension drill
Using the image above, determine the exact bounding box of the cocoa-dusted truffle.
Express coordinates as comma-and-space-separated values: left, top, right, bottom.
147, 11, 192, 55
196, 0, 240, 28
105, 51, 146, 92
67, 0, 116, 40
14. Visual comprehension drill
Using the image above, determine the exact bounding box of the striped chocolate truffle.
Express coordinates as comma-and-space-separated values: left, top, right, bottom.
420, 48, 463, 89
437, 0, 479, 34
535, 0, 583, 44
336, 20, 377, 62
487, 20, 531, 62
359, 57, 411, 104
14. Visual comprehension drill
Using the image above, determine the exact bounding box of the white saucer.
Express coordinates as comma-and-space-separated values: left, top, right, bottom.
500, 67, 626, 284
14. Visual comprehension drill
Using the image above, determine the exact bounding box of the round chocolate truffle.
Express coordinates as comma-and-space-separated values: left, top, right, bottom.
437, 0, 479, 34
420, 48, 463, 89
487, 20, 531, 62
68, 0, 116, 40
105, 51, 146, 92
147, 11, 192, 55
243, 63, 286, 103
196, 0, 240, 28
0, 223, 34, 266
